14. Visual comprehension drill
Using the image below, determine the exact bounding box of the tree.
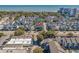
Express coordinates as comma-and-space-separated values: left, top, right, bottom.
19, 27, 25, 30
46, 30, 56, 38
14, 27, 25, 36
0, 32, 4, 37
37, 34, 44, 42
48, 12, 60, 17
38, 30, 56, 39
39, 31, 47, 38
36, 31, 45, 45
14, 15, 20, 20
53, 19, 59, 22
67, 32, 73, 36
33, 47, 43, 53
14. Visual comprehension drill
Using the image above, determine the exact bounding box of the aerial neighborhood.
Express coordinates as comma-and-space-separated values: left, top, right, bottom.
0, 7, 79, 53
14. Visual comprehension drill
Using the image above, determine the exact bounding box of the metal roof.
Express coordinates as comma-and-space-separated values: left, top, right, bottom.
6, 36, 32, 45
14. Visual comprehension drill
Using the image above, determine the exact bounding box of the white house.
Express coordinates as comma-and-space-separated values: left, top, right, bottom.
7, 35, 32, 45
3, 35, 33, 50
0, 24, 4, 30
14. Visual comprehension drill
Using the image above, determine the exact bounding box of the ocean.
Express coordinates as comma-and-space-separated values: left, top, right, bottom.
0, 5, 79, 12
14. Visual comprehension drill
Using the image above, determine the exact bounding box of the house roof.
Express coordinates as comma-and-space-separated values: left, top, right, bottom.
36, 22, 43, 26
35, 18, 45, 22
49, 41, 66, 53
6, 35, 32, 45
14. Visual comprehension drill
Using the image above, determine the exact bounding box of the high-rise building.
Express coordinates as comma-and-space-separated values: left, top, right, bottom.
58, 8, 77, 17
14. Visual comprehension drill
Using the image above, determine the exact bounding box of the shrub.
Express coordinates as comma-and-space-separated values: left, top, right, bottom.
0, 33, 4, 37
14, 28, 25, 36
33, 47, 43, 53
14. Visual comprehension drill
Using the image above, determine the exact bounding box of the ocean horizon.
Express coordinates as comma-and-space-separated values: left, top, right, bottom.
0, 5, 79, 12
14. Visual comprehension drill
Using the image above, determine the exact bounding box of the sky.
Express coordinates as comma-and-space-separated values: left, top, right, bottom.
0, 5, 79, 12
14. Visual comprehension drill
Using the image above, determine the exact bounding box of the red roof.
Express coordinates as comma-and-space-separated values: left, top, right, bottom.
36, 22, 43, 26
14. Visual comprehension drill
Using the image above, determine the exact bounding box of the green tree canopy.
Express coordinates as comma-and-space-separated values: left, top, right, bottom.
14, 27, 25, 36
38, 30, 56, 39
37, 34, 44, 41
46, 30, 56, 38
67, 32, 73, 36
0, 32, 4, 37
39, 31, 46, 38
